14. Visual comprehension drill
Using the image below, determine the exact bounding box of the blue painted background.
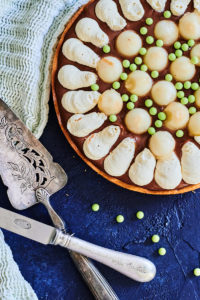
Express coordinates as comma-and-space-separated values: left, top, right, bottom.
1, 99, 200, 300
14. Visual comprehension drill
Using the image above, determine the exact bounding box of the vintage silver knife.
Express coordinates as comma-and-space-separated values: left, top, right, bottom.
0, 207, 156, 282
0, 99, 119, 299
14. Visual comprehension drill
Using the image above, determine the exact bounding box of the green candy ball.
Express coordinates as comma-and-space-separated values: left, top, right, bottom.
123, 59, 130, 68
194, 268, 200, 276
127, 102, 134, 110
175, 49, 183, 57
188, 39, 195, 47
92, 203, 100, 212
120, 72, 128, 80
164, 10, 171, 18
184, 81, 191, 89
168, 53, 176, 61
155, 120, 163, 128
151, 70, 159, 78
152, 234, 160, 243
116, 215, 124, 223
141, 64, 148, 72
149, 107, 157, 115
182, 43, 189, 51
91, 84, 99, 91
145, 99, 153, 107
129, 63, 137, 71
158, 247, 166, 256
189, 107, 197, 114
148, 127, 156, 135
109, 114, 117, 122
112, 81, 120, 89
135, 56, 143, 65
140, 26, 148, 35
175, 82, 183, 90
122, 94, 129, 102
130, 94, 138, 102
177, 91, 185, 99
176, 130, 184, 137
181, 97, 188, 105
139, 47, 147, 55
191, 56, 199, 64
174, 41, 181, 49
156, 39, 164, 47
191, 82, 199, 90
165, 74, 173, 82
146, 18, 153, 25
136, 211, 144, 219
146, 36, 154, 44
188, 95, 195, 103
158, 112, 166, 121
103, 45, 111, 53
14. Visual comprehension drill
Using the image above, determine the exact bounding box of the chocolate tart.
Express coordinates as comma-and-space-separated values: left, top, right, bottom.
52, 0, 200, 194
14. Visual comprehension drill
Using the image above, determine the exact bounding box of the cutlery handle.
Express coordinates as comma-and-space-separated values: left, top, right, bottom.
70, 251, 119, 300
53, 230, 156, 282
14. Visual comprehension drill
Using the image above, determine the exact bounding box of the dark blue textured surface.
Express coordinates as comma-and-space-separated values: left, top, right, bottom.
1, 99, 200, 300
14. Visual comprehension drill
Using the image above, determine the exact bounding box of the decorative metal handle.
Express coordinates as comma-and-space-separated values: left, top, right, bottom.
36, 188, 119, 300
53, 230, 156, 283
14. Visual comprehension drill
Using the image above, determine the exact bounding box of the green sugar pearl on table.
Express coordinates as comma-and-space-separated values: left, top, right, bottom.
103, 45, 110, 54
116, 215, 124, 223
152, 234, 160, 243
181, 97, 188, 105
129, 63, 137, 71
188, 39, 195, 47
148, 127, 156, 135
163, 10, 171, 18
191, 56, 199, 64
176, 130, 184, 137
191, 82, 199, 90
139, 47, 147, 55
91, 84, 99, 91
177, 91, 185, 99
127, 102, 134, 110
146, 18, 153, 25
135, 56, 143, 65
109, 114, 117, 122
122, 94, 129, 102
120, 72, 128, 80
165, 74, 173, 82
155, 120, 163, 128
112, 81, 120, 89
182, 43, 189, 51
91, 203, 100, 212
156, 39, 164, 47
158, 247, 166, 256
158, 112, 166, 121
130, 94, 138, 102
175, 49, 182, 57
175, 82, 183, 90
188, 95, 195, 103
136, 211, 144, 219
123, 59, 130, 68
168, 53, 176, 61
189, 106, 197, 114
141, 64, 148, 72
140, 26, 148, 35
151, 70, 159, 78
184, 81, 191, 89
149, 107, 157, 115
174, 41, 181, 49
194, 268, 200, 276
146, 36, 154, 44
145, 99, 153, 107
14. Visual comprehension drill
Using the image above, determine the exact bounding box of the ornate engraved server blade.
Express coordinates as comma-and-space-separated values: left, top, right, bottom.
0, 99, 67, 210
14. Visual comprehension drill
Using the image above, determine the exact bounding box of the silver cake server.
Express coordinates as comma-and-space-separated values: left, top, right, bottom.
0, 207, 156, 282
0, 99, 119, 299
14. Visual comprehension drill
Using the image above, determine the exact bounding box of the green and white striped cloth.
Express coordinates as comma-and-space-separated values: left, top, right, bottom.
0, 0, 87, 298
